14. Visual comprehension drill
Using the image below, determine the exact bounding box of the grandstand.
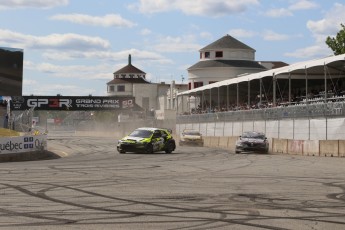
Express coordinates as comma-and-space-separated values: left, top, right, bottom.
176, 54, 345, 140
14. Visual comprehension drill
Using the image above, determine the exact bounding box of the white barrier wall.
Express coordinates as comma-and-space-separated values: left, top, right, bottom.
327, 118, 345, 140
0, 135, 47, 155
310, 119, 326, 140
177, 117, 345, 140
293, 119, 305, 140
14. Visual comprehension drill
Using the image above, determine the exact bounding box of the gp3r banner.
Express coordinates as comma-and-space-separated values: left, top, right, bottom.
10, 96, 136, 111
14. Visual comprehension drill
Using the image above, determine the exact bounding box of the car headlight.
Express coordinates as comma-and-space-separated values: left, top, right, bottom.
236, 141, 245, 147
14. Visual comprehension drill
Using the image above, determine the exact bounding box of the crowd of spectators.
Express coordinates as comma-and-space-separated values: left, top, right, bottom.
182, 87, 345, 115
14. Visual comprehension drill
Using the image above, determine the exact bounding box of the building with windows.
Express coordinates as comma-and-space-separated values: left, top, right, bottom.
107, 55, 188, 119
187, 34, 267, 90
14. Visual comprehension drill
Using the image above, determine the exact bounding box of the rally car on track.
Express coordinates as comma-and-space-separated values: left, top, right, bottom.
117, 127, 176, 154
235, 131, 269, 154
179, 129, 204, 146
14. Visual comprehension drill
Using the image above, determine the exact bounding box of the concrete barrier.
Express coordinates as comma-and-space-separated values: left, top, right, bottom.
228, 136, 238, 152
267, 138, 273, 153
288, 140, 304, 155
303, 140, 319, 156
218, 136, 229, 149
320, 140, 339, 157
203, 137, 211, 147
338, 140, 345, 157
272, 138, 288, 154
209, 136, 220, 147
0, 134, 49, 162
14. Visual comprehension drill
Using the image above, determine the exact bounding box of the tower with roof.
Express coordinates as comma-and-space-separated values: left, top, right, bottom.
107, 54, 188, 117
187, 34, 267, 90
107, 54, 150, 97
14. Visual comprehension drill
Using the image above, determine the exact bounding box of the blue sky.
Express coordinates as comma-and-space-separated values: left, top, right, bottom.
0, 0, 344, 96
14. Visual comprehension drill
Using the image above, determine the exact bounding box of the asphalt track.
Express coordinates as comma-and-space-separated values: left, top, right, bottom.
1, 131, 345, 229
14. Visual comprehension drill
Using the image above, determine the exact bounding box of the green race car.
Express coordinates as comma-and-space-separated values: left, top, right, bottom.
117, 127, 176, 154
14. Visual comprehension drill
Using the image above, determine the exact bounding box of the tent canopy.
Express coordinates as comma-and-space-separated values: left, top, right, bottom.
178, 54, 345, 96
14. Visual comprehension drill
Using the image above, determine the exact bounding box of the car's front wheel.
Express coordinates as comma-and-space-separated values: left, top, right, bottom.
165, 142, 175, 153
145, 143, 154, 154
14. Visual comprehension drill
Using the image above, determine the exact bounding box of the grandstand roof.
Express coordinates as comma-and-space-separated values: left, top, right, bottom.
178, 54, 345, 96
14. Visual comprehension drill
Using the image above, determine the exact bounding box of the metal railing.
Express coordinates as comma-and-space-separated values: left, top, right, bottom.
177, 101, 345, 124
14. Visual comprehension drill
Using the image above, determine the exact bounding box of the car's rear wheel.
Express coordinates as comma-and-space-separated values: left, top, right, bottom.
145, 143, 154, 154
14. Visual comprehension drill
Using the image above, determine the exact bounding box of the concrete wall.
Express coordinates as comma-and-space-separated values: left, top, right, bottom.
186, 135, 343, 158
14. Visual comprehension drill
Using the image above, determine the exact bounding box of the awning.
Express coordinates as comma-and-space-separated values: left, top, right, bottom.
178, 54, 345, 96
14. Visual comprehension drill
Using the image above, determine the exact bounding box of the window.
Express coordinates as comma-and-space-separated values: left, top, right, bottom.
117, 85, 125, 92
215, 51, 223, 58
209, 81, 217, 84
204, 52, 210, 59
200, 52, 202, 59
109, 85, 114, 92
194, 82, 203, 88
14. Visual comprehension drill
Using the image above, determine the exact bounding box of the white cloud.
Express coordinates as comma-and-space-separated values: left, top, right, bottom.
229, 29, 256, 38
129, 0, 259, 17
23, 83, 97, 96
286, 3, 345, 59
285, 45, 331, 59
307, 3, 345, 35
0, 29, 110, 51
262, 30, 290, 41
264, 8, 293, 18
0, 0, 68, 9
152, 35, 201, 53
42, 49, 170, 64
264, 1, 318, 18
30, 62, 113, 80
199, 32, 213, 40
289, 0, 318, 10
140, 28, 152, 35
50, 14, 136, 28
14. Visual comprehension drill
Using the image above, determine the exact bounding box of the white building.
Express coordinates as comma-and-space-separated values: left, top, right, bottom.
107, 55, 188, 119
187, 34, 267, 90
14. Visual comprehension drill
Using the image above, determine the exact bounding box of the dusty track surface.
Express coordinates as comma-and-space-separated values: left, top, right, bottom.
1, 132, 345, 229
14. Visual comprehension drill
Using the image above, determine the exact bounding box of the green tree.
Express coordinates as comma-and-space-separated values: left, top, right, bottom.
326, 23, 345, 55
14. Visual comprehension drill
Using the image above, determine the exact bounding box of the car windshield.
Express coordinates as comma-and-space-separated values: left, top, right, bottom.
242, 132, 265, 139
129, 129, 153, 138
184, 130, 201, 135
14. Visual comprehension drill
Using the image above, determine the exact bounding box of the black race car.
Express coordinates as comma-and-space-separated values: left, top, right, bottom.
235, 131, 269, 154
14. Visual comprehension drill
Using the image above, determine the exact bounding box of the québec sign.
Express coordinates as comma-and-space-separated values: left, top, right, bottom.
10, 96, 136, 111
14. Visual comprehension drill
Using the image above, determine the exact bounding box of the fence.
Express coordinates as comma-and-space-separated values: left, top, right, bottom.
12, 107, 35, 133
177, 101, 345, 124
176, 101, 345, 140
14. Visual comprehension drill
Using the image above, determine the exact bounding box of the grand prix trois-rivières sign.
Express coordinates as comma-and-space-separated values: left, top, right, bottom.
10, 96, 136, 111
